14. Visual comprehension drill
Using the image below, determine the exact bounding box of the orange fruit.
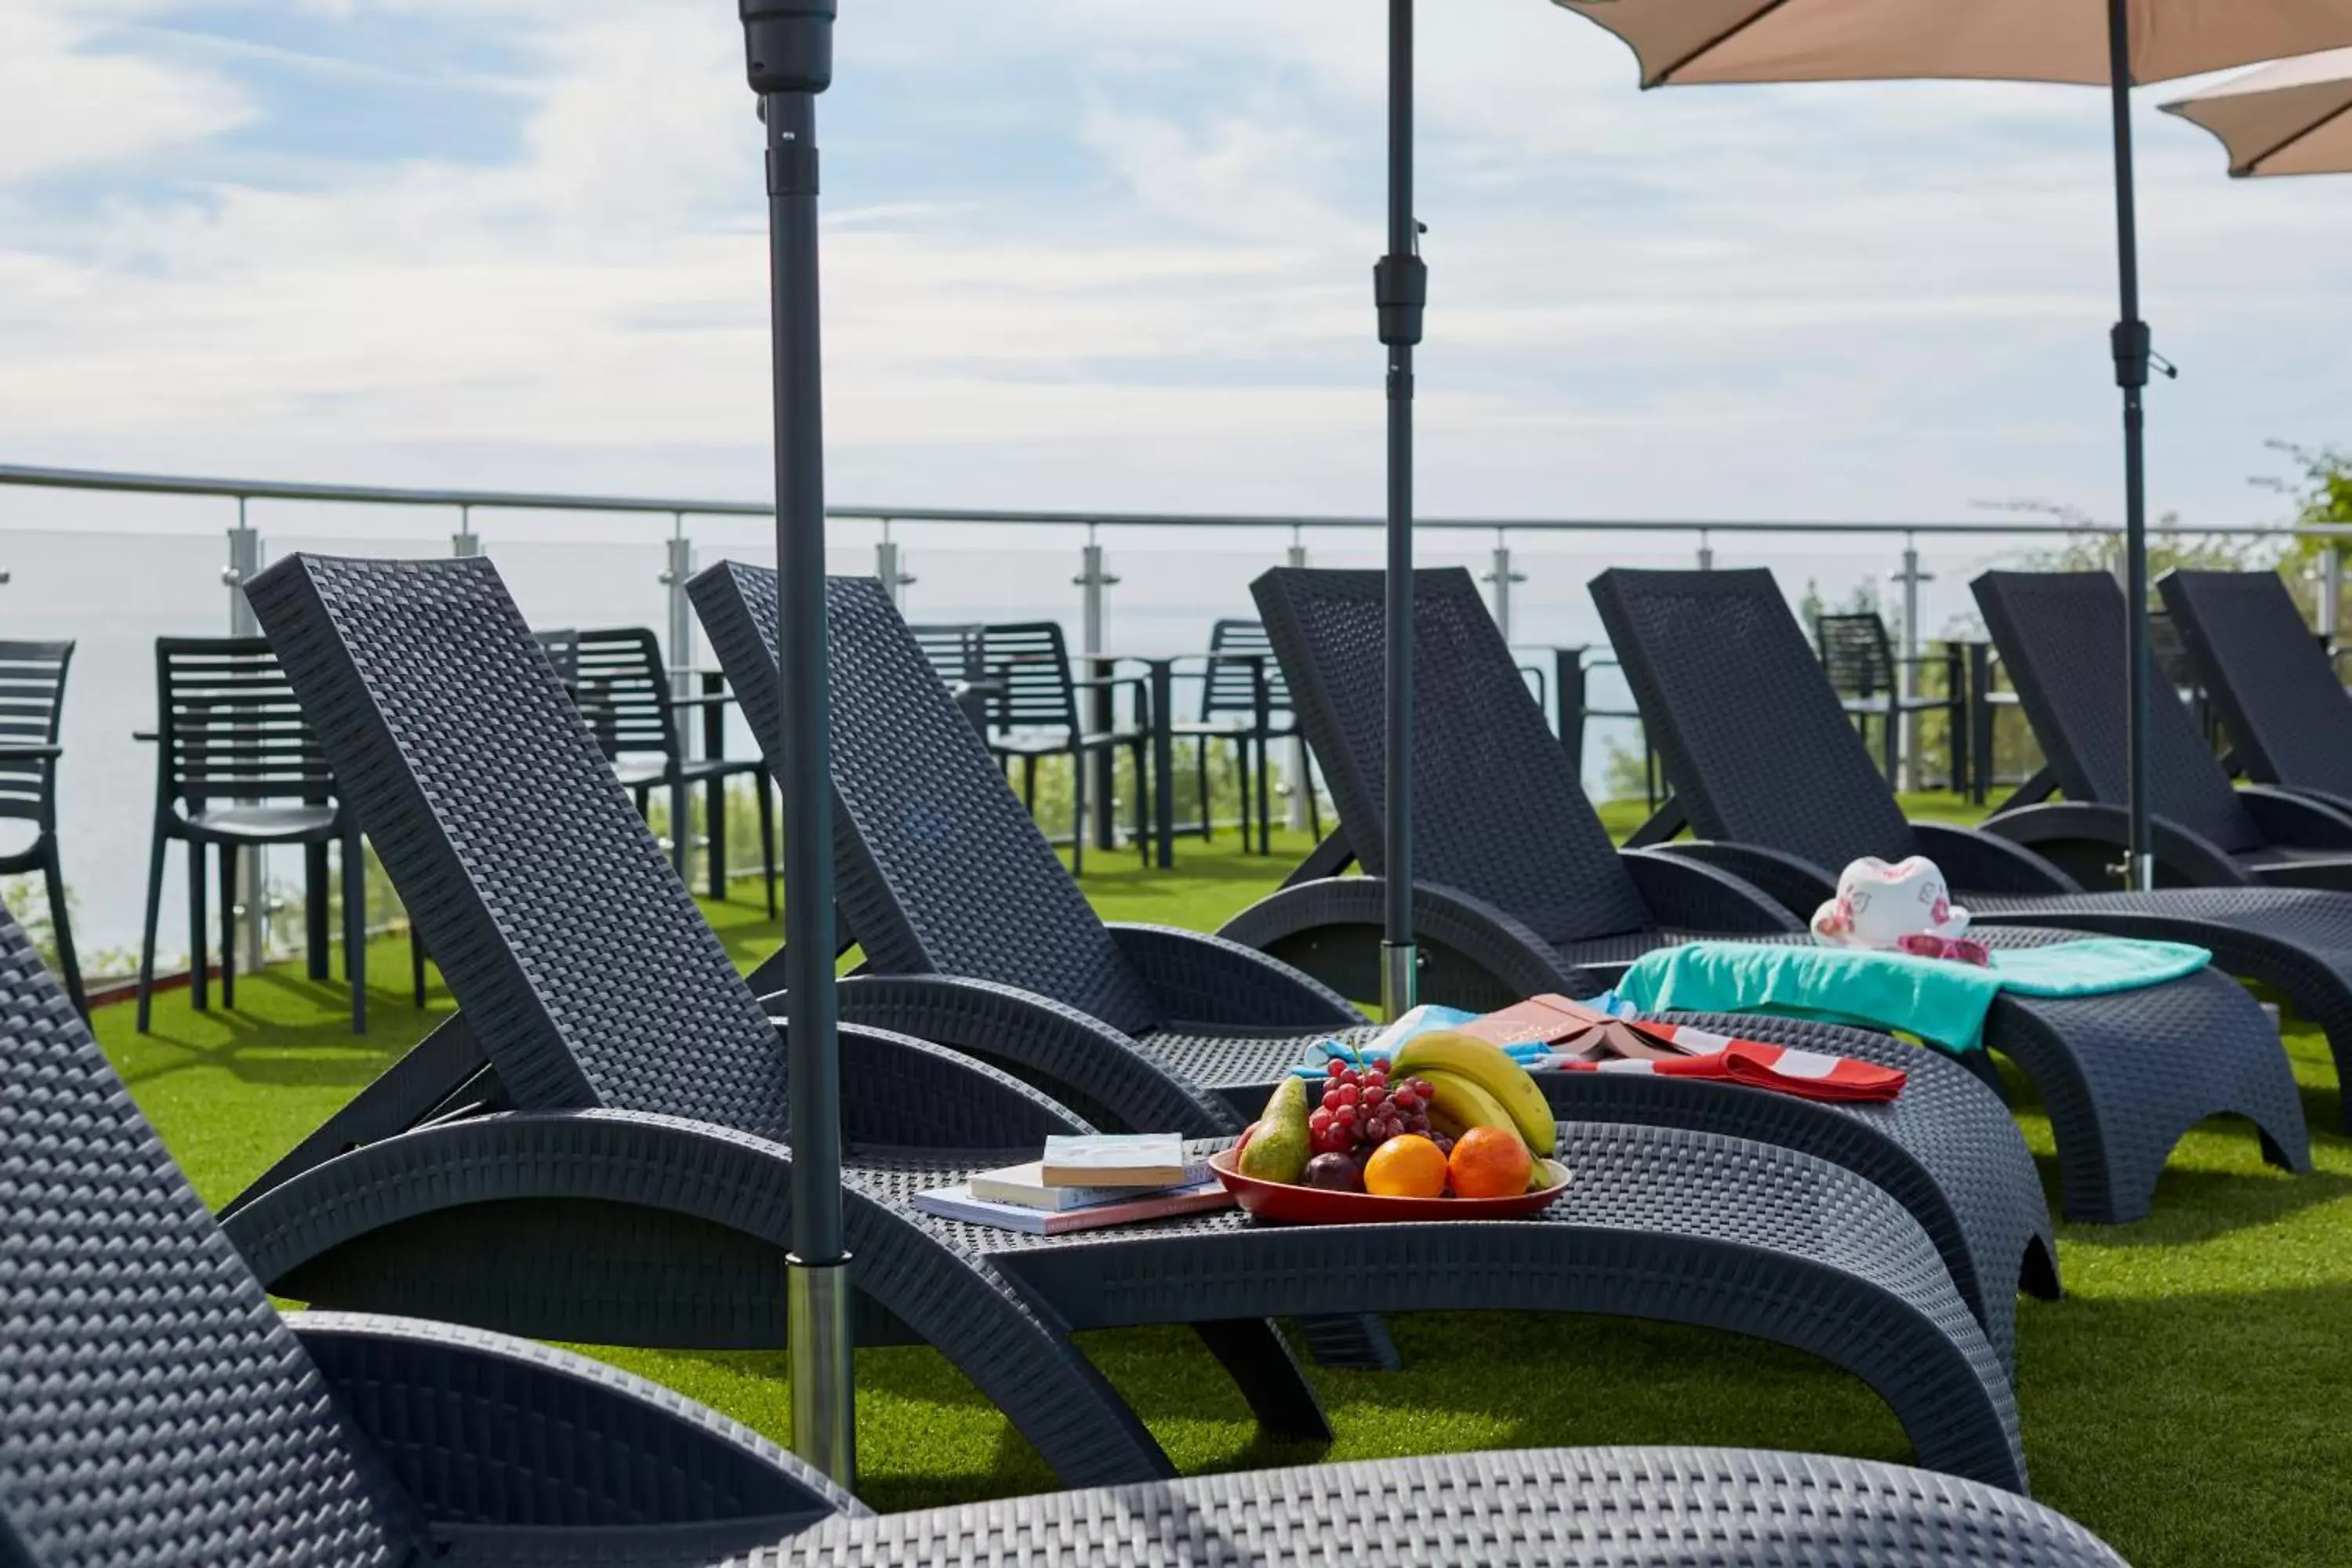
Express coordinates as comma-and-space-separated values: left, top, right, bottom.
1449, 1127, 1535, 1200
1363, 1134, 1449, 1199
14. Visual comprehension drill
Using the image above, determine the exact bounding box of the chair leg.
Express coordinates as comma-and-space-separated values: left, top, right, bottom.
187, 838, 209, 1014
1022, 755, 1038, 815
136, 819, 169, 1033
670, 777, 690, 877
1254, 735, 1272, 854
757, 777, 779, 919
218, 844, 238, 1011
410, 923, 427, 1008
1231, 738, 1253, 855
305, 842, 330, 981
706, 775, 728, 901
1131, 740, 1149, 866
343, 829, 367, 1035
1884, 704, 1900, 788
1069, 750, 1086, 877
1195, 740, 1212, 841
1307, 770, 1323, 840
41, 838, 86, 1020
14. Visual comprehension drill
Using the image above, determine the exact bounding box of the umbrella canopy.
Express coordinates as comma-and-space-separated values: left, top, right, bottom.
1547, 0, 2352, 894
2163, 47, 2352, 176
1553, 1, 2352, 87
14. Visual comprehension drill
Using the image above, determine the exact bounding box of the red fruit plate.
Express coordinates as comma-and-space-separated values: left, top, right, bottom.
1209, 1147, 1573, 1225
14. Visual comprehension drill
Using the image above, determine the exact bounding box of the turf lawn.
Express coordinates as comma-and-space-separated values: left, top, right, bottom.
96, 796, 2350, 1566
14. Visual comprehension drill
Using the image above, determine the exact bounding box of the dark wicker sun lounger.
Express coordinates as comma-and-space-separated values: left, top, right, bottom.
688, 561, 1371, 1137
1217, 568, 2053, 1370
223, 554, 2028, 1491
0, 908, 2129, 1566
2160, 566, 2352, 815
1973, 568, 2352, 891
1584, 566, 2318, 1171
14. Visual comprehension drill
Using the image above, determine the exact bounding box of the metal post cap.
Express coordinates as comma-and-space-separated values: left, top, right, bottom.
740, 0, 835, 95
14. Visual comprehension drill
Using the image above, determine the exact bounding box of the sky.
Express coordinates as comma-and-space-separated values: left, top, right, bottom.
2, 0, 2346, 530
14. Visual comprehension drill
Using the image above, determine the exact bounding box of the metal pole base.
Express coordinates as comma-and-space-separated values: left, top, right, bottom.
787, 1252, 856, 1486
2129, 853, 2156, 895
1381, 942, 1418, 1021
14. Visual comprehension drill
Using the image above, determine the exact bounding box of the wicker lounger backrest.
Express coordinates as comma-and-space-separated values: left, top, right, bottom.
1250, 567, 1655, 946
1591, 567, 1922, 874
2162, 568, 2352, 795
247, 554, 792, 1140
0, 906, 418, 1565
688, 564, 1166, 1036
1972, 571, 2264, 855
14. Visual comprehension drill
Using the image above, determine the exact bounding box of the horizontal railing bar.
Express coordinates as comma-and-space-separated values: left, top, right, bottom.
5, 460, 2349, 539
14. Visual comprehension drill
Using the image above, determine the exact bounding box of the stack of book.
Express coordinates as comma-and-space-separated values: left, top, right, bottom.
913, 1134, 1234, 1235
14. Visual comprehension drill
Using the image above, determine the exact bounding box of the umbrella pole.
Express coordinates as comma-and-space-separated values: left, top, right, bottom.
1377, 0, 1426, 1018
739, 0, 854, 1488
2104, 0, 2156, 893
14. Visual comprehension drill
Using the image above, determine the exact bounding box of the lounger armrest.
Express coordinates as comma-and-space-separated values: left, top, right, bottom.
1642, 842, 1836, 920
1218, 876, 1602, 1000
2238, 785, 2352, 850
1979, 802, 2253, 888
1106, 923, 1367, 1029
1618, 848, 1807, 934
827, 1020, 1092, 1145
292, 1311, 858, 1534
1908, 822, 2084, 895
837, 973, 1243, 1136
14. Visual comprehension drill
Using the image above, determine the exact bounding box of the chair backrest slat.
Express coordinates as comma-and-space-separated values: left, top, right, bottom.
1972, 571, 2263, 854
155, 638, 336, 805
1199, 619, 1293, 721
571, 627, 679, 762
0, 641, 70, 820
1813, 613, 1895, 700
688, 564, 1165, 1036
976, 622, 1079, 732
1251, 568, 1657, 946
1591, 569, 1922, 875
2162, 568, 2352, 795
0, 905, 418, 1565
246, 555, 789, 1137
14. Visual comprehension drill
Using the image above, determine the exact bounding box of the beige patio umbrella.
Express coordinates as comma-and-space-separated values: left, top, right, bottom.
2163, 48, 2352, 176
1547, 0, 2352, 894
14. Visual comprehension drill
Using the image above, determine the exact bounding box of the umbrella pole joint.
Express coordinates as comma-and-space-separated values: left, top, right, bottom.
739, 0, 855, 1491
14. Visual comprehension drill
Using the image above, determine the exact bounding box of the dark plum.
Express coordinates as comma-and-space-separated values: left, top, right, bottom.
1302, 1152, 1366, 1192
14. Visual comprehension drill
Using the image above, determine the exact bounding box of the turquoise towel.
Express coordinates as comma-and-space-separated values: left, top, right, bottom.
1615, 938, 2212, 1052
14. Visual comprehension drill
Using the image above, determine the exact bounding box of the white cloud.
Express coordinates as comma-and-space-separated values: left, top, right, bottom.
0, 2, 254, 183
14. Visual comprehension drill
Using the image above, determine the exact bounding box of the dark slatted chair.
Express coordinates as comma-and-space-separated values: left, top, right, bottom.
574, 625, 776, 915
1815, 612, 1949, 786
1172, 618, 1322, 852
136, 636, 366, 1034
0, 641, 82, 1016
977, 620, 1148, 873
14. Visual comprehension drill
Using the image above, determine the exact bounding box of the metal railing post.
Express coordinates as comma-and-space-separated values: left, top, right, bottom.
2319, 544, 2342, 648
875, 521, 914, 607
1284, 528, 1310, 829
1483, 528, 1526, 642
1697, 529, 1715, 571
1075, 526, 1120, 850
662, 512, 696, 760
1888, 533, 1934, 792
225, 502, 268, 971
452, 504, 482, 558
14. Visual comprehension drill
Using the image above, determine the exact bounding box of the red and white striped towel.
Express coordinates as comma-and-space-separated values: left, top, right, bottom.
1552, 1022, 1907, 1104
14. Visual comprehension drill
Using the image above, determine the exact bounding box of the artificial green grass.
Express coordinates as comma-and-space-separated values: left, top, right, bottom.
93, 806, 2352, 1565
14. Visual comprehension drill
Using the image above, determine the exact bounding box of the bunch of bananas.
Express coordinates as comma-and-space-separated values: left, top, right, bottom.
1390, 1032, 1556, 1158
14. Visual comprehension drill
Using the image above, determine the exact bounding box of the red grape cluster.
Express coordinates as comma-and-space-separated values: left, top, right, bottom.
1308, 1058, 1452, 1157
